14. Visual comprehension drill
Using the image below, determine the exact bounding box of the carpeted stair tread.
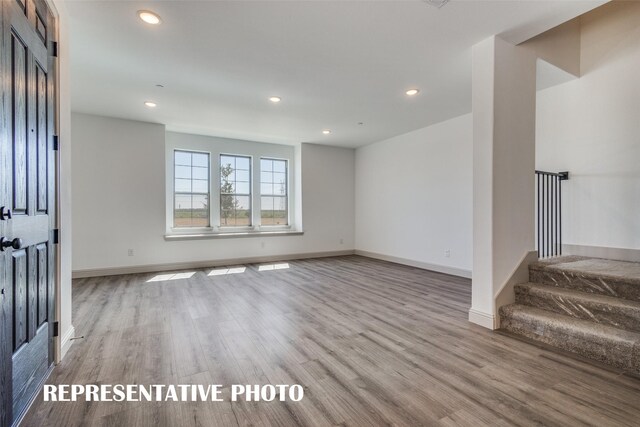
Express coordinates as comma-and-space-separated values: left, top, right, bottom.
529, 256, 640, 301
515, 282, 640, 332
499, 304, 640, 373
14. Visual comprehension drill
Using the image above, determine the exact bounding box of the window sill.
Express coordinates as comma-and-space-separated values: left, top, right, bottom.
164, 230, 304, 241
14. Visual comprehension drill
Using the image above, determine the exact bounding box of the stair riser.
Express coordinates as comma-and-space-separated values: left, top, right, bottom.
515, 288, 640, 333
529, 267, 640, 302
500, 311, 640, 373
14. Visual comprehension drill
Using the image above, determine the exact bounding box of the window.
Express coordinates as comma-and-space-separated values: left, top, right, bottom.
167, 138, 296, 237
260, 158, 288, 226
174, 150, 210, 227
220, 154, 252, 227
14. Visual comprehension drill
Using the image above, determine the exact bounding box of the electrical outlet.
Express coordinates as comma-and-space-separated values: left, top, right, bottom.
444, 249, 451, 258
128, 249, 134, 257
340, 238, 344, 245
261, 241, 265, 249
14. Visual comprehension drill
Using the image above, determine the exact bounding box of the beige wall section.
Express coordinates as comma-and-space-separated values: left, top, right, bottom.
71, 113, 355, 274
537, 0, 640, 255
520, 17, 581, 77
471, 36, 537, 329
580, 0, 640, 75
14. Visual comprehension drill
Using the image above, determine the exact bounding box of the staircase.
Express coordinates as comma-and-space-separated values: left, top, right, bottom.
499, 256, 640, 373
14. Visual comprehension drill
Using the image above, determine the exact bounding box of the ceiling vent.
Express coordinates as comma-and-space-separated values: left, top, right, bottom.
423, 0, 450, 8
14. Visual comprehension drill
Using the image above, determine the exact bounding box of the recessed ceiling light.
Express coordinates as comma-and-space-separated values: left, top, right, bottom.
322, 129, 331, 135
406, 89, 420, 96
269, 96, 281, 103
144, 101, 157, 108
138, 10, 162, 25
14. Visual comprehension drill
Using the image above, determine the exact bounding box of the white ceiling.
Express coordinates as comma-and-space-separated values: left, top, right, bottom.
68, 0, 604, 148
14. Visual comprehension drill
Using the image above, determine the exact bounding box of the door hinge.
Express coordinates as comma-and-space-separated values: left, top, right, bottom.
53, 229, 59, 244
51, 41, 58, 57
53, 135, 59, 151
53, 321, 59, 337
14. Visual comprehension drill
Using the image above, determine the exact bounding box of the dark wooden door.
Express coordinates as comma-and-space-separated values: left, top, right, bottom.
0, 0, 56, 425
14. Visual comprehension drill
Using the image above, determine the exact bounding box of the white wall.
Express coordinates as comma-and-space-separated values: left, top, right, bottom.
71, 113, 354, 273
50, 0, 73, 361
355, 113, 473, 277
537, 1, 640, 255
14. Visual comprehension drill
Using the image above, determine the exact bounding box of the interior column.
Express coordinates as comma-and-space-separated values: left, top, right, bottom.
470, 36, 537, 329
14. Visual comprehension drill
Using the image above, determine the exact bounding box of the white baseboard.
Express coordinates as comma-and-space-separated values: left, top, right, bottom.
563, 244, 640, 263
60, 325, 75, 360
354, 249, 472, 278
72, 250, 355, 278
468, 308, 497, 330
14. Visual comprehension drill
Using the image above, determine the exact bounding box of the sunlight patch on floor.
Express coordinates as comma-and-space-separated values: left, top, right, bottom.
258, 263, 290, 271
208, 267, 247, 276
147, 272, 196, 282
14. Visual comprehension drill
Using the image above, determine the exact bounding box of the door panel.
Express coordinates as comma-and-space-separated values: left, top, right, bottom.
1, 0, 56, 425
36, 63, 47, 213
36, 244, 47, 327
11, 32, 28, 215
12, 250, 28, 351
11, 324, 49, 421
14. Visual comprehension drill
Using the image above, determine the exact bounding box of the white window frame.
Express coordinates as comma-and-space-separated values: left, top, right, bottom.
172, 149, 212, 231
165, 134, 296, 237
259, 157, 290, 228
219, 153, 253, 231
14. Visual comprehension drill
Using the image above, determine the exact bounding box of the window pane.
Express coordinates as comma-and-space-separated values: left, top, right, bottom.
261, 196, 274, 210
274, 181, 286, 195
175, 194, 193, 227
220, 156, 235, 169
273, 172, 286, 188
174, 150, 210, 227
191, 194, 209, 227
235, 195, 250, 210
192, 179, 208, 193
175, 194, 193, 210
273, 160, 286, 173
219, 154, 252, 226
221, 182, 233, 194
175, 151, 191, 166
261, 183, 273, 195
192, 166, 208, 180
259, 159, 288, 226
221, 196, 251, 227
274, 196, 287, 211
235, 170, 250, 182
192, 153, 209, 167
261, 171, 273, 184
192, 194, 209, 209
261, 159, 273, 172
235, 157, 250, 170
235, 181, 250, 194
175, 179, 191, 192
175, 165, 191, 179
220, 195, 234, 225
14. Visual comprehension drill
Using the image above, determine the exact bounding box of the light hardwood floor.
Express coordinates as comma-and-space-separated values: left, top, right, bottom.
23, 256, 640, 426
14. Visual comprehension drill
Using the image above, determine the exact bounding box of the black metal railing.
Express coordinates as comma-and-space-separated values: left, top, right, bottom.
535, 170, 569, 258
